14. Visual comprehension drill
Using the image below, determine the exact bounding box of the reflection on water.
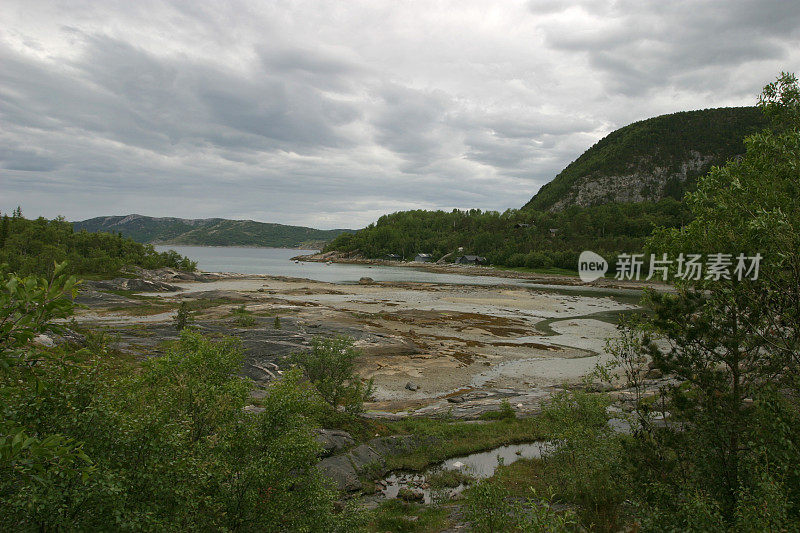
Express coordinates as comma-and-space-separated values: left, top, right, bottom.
157, 245, 534, 285
156, 246, 646, 301
378, 442, 550, 504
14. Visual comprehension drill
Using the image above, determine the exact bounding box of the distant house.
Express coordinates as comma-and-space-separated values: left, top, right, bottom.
549, 228, 560, 237
456, 255, 487, 265
414, 253, 432, 262
385, 253, 402, 261
514, 223, 531, 229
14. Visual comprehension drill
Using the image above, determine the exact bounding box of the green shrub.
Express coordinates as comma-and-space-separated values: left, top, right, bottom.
173, 301, 194, 330
0, 267, 350, 531
478, 399, 516, 421
230, 304, 256, 327
291, 336, 374, 415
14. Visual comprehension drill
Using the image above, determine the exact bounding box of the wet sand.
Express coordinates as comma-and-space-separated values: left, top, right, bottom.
74, 273, 642, 415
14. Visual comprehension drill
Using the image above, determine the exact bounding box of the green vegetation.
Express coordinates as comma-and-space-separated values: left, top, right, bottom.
291, 336, 375, 416
173, 301, 194, 330
624, 71, 800, 530
524, 106, 767, 211
0, 266, 359, 531
74, 214, 354, 248
382, 417, 546, 471
464, 477, 577, 533
326, 200, 690, 271
326, 107, 767, 273
367, 500, 449, 533
0, 212, 195, 277
477, 399, 516, 420
426, 469, 475, 489
230, 304, 257, 327
459, 73, 800, 532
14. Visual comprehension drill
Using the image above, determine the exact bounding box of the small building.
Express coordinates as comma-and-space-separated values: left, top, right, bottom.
456, 255, 487, 265
549, 228, 560, 237
514, 223, 531, 229
414, 253, 432, 262
385, 253, 402, 261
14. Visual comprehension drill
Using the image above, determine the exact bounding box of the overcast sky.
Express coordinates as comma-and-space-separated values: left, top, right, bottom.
2, 1, 799, 229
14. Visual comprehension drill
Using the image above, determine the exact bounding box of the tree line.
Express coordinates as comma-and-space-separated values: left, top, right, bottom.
0, 210, 196, 277
326, 199, 691, 271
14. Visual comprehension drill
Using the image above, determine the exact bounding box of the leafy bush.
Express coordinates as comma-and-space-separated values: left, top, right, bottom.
291, 336, 374, 415
0, 266, 352, 531
465, 477, 577, 532
539, 390, 629, 530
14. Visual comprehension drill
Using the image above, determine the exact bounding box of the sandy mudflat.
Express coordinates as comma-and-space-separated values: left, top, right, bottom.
75, 274, 642, 415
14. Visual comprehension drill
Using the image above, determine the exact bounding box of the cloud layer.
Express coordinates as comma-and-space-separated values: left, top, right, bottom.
1, 0, 798, 228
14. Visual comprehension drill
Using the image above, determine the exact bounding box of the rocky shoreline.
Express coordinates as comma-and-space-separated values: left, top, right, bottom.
70, 266, 657, 420
291, 250, 670, 291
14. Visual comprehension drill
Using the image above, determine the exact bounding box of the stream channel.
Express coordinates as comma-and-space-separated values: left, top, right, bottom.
371, 441, 551, 505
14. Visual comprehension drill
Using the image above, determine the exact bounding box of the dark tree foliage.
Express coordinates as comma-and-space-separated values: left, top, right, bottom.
0, 214, 196, 276
326, 200, 691, 271
619, 72, 800, 530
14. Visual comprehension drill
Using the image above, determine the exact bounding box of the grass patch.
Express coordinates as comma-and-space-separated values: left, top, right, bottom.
477, 399, 516, 421
233, 315, 257, 327
366, 500, 450, 533
98, 288, 161, 300
490, 458, 549, 497
382, 417, 548, 471
491, 265, 578, 277
427, 469, 475, 489
229, 304, 257, 327
109, 303, 175, 316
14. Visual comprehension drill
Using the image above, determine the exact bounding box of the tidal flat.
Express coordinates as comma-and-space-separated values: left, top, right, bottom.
74, 271, 643, 419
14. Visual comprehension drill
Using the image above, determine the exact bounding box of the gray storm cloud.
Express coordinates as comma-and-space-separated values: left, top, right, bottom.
1, 0, 798, 228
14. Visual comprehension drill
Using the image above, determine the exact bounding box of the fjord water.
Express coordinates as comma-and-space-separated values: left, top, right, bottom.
155, 246, 644, 302
155, 245, 522, 285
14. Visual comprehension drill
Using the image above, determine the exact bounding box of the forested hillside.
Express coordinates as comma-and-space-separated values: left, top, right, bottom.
524, 106, 767, 211
326, 107, 767, 271
325, 200, 690, 271
0, 210, 195, 276
74, 214, 353, 248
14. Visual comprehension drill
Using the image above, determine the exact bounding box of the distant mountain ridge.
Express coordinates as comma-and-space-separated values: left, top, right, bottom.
73, 214, 354, 249
523, 106, 767, 211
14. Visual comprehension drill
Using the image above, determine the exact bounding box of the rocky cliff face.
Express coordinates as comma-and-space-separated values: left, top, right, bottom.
548, 151, 716, 210
524, 107, 767, 212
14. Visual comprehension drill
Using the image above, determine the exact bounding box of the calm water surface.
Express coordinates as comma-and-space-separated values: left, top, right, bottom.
156, 245, 643, 298
156, 245, 523, 285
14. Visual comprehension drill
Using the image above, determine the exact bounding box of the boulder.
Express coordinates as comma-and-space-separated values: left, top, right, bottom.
348, 444, 385, 475
358, 277, 374, 285
89, 278, 181, 292
32, 329, 87, 348
317, 456, 361, 492
315, 429, 355, 457
33, 334, 56, 348
405, 381, 420, 391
